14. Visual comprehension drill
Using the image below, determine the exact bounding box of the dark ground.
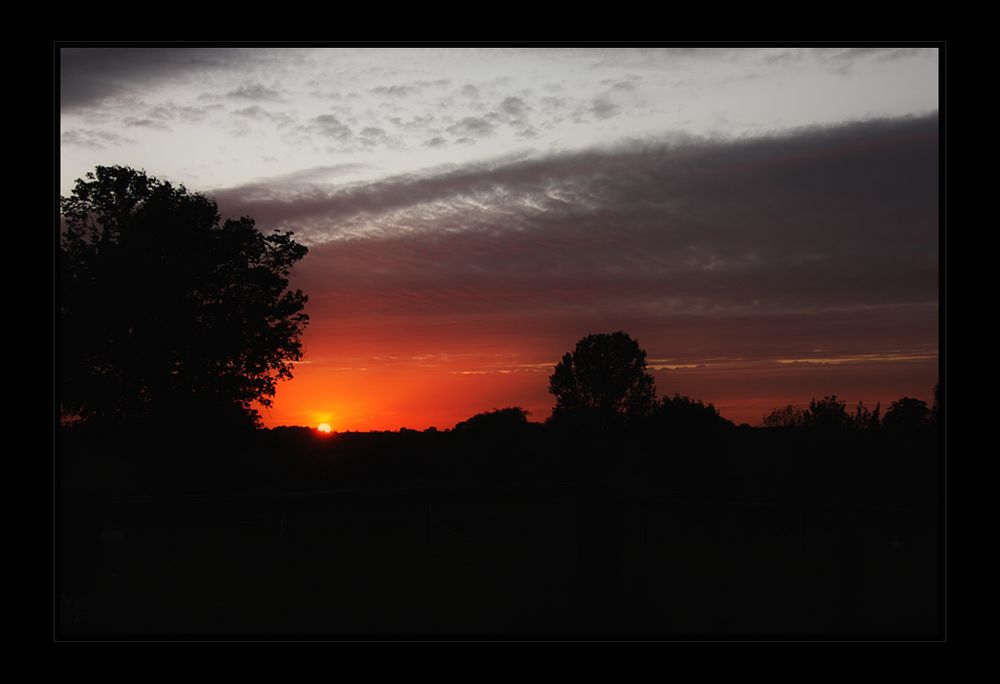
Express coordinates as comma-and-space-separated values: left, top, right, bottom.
56, 424, 943, 639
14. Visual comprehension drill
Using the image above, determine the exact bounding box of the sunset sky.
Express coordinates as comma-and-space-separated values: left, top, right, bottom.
59, 46, 941, 429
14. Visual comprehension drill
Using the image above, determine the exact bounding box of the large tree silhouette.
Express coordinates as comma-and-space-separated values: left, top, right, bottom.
548, 331, 656, 429
59, 166, 309, 428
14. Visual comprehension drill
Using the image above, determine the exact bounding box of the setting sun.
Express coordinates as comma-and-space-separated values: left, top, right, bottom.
317, 423, 332, 433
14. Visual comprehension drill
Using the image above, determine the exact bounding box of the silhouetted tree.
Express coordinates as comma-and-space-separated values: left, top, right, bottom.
762, 404, 805, 428
60, 166, 309, 428
802, 395, 851, 430
548, 331, 656, 429
882, 397, 930, 430
852, 401, 881, 430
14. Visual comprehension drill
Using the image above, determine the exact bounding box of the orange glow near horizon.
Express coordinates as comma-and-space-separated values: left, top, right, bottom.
255, 322, 939, 431
259, 357, 555, 432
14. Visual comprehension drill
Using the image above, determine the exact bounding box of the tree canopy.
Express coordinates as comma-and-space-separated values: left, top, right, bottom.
762, 404, 805, 428
801, 395, 852, 430
59, 166, 309, 428
652, 394, 732, 432
548, 331, 656, 428
882, 397, 931, 430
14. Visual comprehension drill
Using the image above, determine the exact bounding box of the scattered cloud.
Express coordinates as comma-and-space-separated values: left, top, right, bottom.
814, 47, 937, 75
227, 83, 283, 101
499, 96, 530, 126
359, 126, 392, 148
232, 105, 295, 127
372, 84, 416, 97
233, 105, 269, 118
762, 49, 809, 66
446, 116, 496, 138
305, 114, 353, 140
61, 128, 135, 149
590, 96, 619, 120
123, 116, 171, 130
415, 79, 451, 88
388, 114, 437, 132
370, 79, 451, 99
145, 102, 225, 125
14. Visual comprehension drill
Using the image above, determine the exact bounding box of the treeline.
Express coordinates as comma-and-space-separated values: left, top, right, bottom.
762, 388, 940, 431
251, 400, 938, 508
60, 398, 937, 511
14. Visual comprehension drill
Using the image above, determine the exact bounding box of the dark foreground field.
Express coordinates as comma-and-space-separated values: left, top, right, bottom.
57, 425, 943, 638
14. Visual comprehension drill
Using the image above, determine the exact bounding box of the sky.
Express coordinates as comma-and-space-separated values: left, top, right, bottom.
59, 46, 941, 429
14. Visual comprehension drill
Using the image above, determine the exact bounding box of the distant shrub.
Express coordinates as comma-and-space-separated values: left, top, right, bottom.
762, 404, 805, 428
882, 397, 930, 430
802, 396, 851, 430
652, 394, 732, 432
453, 407, 530, 435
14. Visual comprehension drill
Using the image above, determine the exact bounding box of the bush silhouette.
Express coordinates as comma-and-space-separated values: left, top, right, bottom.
802, 395, 851, 430
883, 397, 930, 430
651, 394, 732, 432
762, 404, 805, 428
59, 166, 309, 428
453, 407, 530, 435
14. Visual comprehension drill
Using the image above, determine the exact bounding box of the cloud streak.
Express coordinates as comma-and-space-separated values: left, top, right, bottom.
214, 116, 938, 323
227, 83, 284, 101
61, 128, 135, 149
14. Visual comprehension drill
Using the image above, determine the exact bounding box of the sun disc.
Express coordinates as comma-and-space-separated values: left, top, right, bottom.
317, 422, 332, 433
